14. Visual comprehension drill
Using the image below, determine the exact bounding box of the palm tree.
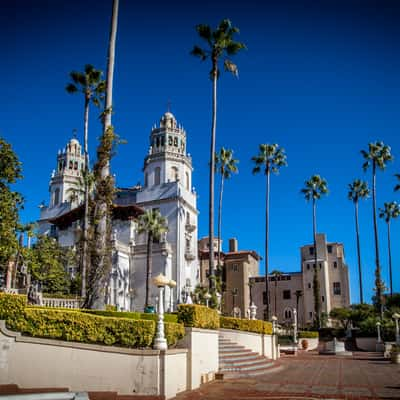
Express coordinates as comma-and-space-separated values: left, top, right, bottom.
294, 290, 303, 327
66, 66, 105, 299
271, 270, 282, 317
252, 144, 287, 320
348, 179, 370, 304
301, 175, 328, 328
215, 147, 238, 270
86, 0, 119, 309
361, 141, 393, 317
395, 174, 400, 192
138, 209, 168, 309
379, 201, 400, 297
191, 19, 245, 292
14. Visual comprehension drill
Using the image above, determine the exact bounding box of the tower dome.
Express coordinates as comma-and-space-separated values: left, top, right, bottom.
160, 112, 177, 129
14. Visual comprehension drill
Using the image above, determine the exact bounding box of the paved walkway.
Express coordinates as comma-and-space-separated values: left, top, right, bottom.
174, 351, 400, 399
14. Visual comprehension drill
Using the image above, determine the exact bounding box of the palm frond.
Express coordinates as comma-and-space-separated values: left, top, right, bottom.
191, 45, 208, 60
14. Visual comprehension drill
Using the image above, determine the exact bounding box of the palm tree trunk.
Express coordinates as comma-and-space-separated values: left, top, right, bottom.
208, 61, 217, 291
90, 0, 119, 309
217, 172, 224, 273
312, 199, 321, 327
354, 200, 364, 304
274, 280, 277, 316
145, 232, 153, 308
372, 162, 383, 318
81, 95, 90, 299
265, 166, 270, 320
387, 220, 393, 297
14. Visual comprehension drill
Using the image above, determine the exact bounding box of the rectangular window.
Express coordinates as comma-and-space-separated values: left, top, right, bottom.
232, 264, 239, 272
308, 283, 311, 289
307, 264, 310, 270
283, 290, 291, 300
322, 295, 325, 302
334, 261, 337, 268
309, 246, 314, 255
327, 245, 332, 253
333, 282, 341, 295
319, 263, 322, 269
309, 312, 313, 318
263, 291, 267, 305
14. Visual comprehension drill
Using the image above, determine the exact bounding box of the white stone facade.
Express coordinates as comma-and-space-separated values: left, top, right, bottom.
38, 112, 200, 311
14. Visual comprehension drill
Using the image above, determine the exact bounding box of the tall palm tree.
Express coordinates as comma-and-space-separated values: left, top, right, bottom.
215, 147, 238, 270
361, 141, 393, 317
301, 175, 328, 328
271, 270, 282, 317
138, 209, 168, 309
66, 65, 105, 299
252, 144, 287, 321
348, 179, 370, 304
395, 174, 400, 192
86, 0, 119, 310
191, 19, 245, 292
379, 201, 400, 297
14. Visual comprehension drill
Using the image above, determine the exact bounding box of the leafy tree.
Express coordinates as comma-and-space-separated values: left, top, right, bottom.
329, 307, 352, 330
191, 19, 245, 292
379, 201, 400, 297
215, 147, 238, 271
348, 179, 370, 304
86, 0, 119, 310
301, 174, 329, 328
0, 138, 23, 280
361, 141, 393, 317
137, 209, 168, 309
29, 235, 70, 294
252, 144, 287, 320
66, 65, 105, 299
271, 269, 282, 317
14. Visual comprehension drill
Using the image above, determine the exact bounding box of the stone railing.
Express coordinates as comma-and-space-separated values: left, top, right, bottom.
41, 297, 82, 309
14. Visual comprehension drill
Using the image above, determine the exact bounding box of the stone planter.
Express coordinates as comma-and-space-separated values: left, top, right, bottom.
391, 352, 400, 364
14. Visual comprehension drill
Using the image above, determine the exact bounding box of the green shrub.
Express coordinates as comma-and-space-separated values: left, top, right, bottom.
164, 322, 185, 346
298, 330, 319, 338
177, 304, 219, 329
220, 317, 273, 335
105, 304, 117, 311
10, 308, 155, 348
82, 309, 178, 323
0, 293, 26, 320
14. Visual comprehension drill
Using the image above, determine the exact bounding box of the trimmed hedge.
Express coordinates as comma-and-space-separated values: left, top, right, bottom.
177, 304, 219, 330
298, 330, 319, 339
83, 309, 178, 323
220, 317, 273, 335
0, 293, 184, 348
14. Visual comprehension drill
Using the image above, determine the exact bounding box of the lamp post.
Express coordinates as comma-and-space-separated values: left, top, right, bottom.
232, 288, 238, 316
167, 279, 176, 312
376, 321, 382, 343
293, 308, 298, 344
215, 291, 222, 313
272, 315, 278, 334
249, 302, 257, 320
152, 273, 170, 350
393, 313, 400, 345
204, 292, 212, 307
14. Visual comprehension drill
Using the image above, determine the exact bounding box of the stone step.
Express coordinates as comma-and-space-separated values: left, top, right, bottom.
218, 344, 246, 351
220, 359, 274, 372
220, 363, 282, 379
219, 353, 261, 363
220, 356, 269, 367
219, 347, 253, 355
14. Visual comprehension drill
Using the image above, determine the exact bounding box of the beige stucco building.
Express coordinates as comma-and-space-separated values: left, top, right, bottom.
251, 233, 350, 327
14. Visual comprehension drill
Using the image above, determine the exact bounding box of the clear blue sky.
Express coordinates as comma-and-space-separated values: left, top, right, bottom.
2, 0, 400, 304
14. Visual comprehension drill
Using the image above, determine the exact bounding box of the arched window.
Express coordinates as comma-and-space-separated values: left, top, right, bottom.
185, 172, 190, 190
69, 160, 73, 169
74, 161, 78, 170
171, 166, 179, 182
284, 308, 292, 319
154, 167, 161, 186
54, 188, 60, 206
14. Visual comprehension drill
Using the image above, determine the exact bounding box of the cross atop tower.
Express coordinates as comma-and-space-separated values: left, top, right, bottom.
166, 99, 172, 113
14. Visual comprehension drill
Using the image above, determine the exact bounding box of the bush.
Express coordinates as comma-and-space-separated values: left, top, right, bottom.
298, 330, 319, 338
0, 293, 26, 323
1, 294, 184, 348
177, 304, 219, 329
164, 322, 185, 346
82, 309, 178, 323
220, 317, 273, 335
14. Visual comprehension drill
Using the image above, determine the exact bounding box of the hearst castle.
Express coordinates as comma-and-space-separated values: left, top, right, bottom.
37, 110, 350, 324
38, 111, 198, 312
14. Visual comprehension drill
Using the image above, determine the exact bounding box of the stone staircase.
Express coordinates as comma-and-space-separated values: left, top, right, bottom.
218, 335, 279, 379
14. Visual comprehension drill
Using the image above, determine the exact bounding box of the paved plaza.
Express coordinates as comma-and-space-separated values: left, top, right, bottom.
174, 352, 400, 400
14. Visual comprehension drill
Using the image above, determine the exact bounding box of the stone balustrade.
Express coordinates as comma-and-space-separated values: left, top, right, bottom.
41, 297, 81, 309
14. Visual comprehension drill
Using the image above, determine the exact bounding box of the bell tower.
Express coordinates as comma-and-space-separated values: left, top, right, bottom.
143, 112, 193, 192
48, 137, 85, 208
